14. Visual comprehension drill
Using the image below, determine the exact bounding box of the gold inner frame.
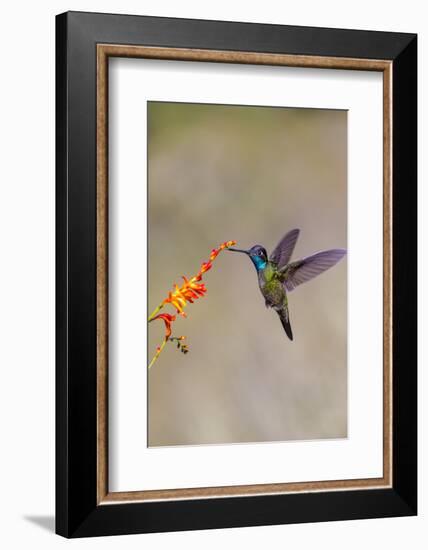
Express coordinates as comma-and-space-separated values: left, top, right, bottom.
96, 44, 393, 505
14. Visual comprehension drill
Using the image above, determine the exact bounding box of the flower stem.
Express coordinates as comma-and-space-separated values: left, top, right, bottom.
148, 337, 168, 370
148, 303, 164, 322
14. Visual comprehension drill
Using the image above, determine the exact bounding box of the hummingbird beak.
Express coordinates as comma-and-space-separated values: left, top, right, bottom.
228, 248, 250, 255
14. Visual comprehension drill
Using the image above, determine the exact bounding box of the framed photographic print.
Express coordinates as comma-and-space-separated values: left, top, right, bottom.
56, 11, 417, 537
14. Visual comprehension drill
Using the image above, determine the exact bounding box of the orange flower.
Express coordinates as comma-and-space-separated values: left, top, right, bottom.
148, 240, 237, 369
210, 240, 236, 261
200, 262, 212, 274
161, 240, 236, 318
151, 313, 176, 338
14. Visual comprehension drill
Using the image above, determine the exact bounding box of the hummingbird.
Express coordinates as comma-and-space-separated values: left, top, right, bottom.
228, 229, 346, 341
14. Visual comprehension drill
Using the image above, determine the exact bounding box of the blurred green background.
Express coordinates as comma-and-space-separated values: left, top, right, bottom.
148, 101, 347, 447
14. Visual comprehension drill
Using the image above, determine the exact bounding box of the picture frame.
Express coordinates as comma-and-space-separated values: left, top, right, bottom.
56, 11, 417, 538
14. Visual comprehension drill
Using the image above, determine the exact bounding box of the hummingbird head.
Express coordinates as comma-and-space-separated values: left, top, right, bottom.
228, 244, 268, 271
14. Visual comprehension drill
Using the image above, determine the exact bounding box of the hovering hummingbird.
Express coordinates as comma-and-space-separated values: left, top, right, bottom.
228, 229, 346, 341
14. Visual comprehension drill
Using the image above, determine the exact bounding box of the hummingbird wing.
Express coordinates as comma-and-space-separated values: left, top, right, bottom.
269, 229, 300, 268
282, 249, 346, 291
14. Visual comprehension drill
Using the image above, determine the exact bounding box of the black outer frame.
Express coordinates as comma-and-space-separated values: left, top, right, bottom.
56, 11, 417, 538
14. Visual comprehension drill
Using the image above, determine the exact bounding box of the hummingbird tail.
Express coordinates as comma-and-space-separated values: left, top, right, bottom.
277, 306, 293, 341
